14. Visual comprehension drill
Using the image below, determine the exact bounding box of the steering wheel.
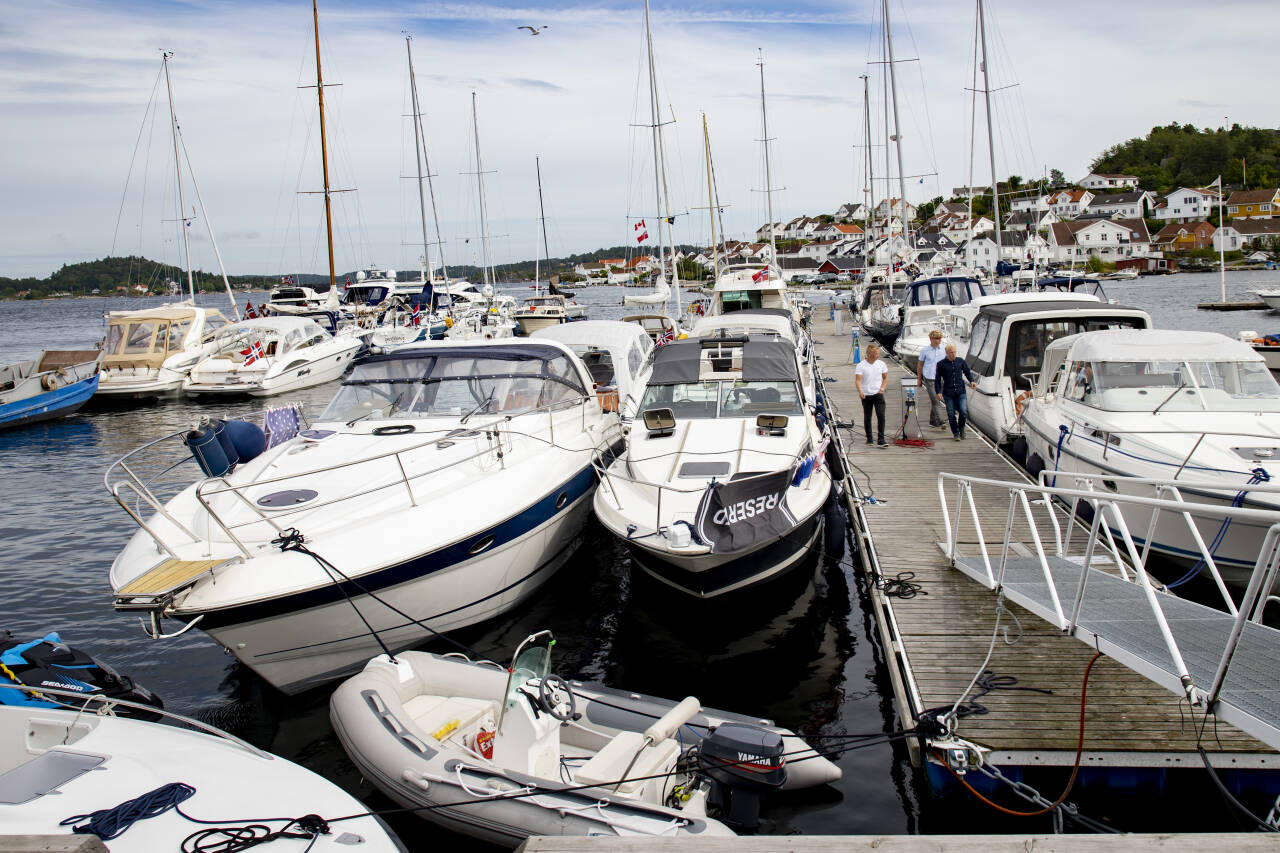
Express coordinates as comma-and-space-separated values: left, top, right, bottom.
538, 674, 577, 722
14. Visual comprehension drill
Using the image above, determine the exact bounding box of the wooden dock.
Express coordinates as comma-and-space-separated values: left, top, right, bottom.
1197, 300, 1268, 311
810, 314, 1273, 773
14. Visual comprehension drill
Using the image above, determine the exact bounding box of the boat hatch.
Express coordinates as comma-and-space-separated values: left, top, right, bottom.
0, 751, 105, 806
1232, 446, 1279, 461
679, 462, 731, 478
256, 488, 320, 508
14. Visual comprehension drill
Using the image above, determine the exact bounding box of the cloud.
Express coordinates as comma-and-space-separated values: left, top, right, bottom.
504, 77, 567, 93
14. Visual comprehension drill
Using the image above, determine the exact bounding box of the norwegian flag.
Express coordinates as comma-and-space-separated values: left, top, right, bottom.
244, 300, 257, 319
281, 275, 294, 285
634, 219, 646, 231
241, 340, 265, 365
411, 304, 421, 326
344, 276, 352, 288
657, 326, 676, 345
752, 268, 767, 283
636, 230, 649, 244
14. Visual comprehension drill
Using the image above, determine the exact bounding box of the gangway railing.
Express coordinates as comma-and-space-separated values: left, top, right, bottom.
938, 470, 1280, 751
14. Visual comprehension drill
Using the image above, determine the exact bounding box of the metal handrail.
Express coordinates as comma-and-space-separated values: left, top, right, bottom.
1040, 423, 1280, 480
938, 470, 1280, 709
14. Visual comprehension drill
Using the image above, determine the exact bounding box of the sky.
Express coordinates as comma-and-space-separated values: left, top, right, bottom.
1, 0, 1275, 280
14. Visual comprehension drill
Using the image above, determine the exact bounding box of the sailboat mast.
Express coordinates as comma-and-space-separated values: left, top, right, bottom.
977, 0, 1003, 265
312, 0, 337, 293
883, 0, 910, 243
642, 0, 675, 314
861, 74, 877, 249
472, 92, 493, 286
405, 37, 433, 282
406, 38, 448, 282
703, 114, 720, 280
161, 53, 195, 301
758, 50, 778, 272
536, 155, 551, 272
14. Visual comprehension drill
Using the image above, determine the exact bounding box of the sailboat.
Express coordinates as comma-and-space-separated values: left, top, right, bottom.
97, 52, 240, 400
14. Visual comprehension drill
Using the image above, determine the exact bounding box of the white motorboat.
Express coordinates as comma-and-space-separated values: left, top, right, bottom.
0, 686, 402, 852
96, 305, 230, 398
959, 297, 1151, 447
623, 313, 683, 346
107, 339, 625, 694
1239, 330, 1280, 371
707, 264, 802, 328
266, 281, 334, 314
329, 631, 838, 847
863, 275, 987, 353
0, 350, 100, 429
1253, 289, 1280, 311
514, 293, 573, 335
891, 305, 964, 374
532, 320, 653, 419
594, 336, 834, 597
691, 310, 817, 405
183, 315, 363, 397
1020, 329, 1280, 583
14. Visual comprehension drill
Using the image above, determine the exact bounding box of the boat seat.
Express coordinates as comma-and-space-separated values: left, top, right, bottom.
573, 731, 680, 795
402, 694, 495, 741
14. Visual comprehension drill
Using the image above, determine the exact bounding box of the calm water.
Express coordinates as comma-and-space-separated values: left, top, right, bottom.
0, 274, 1273, 845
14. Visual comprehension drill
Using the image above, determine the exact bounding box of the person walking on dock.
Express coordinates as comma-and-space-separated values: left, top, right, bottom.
856, 343, 889, 448
917, 330, 947, 429
934, 344, 976, 441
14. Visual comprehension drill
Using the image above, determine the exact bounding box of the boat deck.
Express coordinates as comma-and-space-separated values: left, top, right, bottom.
811, 310, 1274, 769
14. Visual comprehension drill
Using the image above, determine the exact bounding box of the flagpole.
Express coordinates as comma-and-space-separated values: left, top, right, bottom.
1217, 175, 1226, 302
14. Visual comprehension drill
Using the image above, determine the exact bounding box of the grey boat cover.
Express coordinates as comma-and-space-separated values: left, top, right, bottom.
649, 340, 798, 385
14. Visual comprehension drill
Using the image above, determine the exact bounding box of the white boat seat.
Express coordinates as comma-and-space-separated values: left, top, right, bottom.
402, 694, 495, 741
573, 731, 680, 796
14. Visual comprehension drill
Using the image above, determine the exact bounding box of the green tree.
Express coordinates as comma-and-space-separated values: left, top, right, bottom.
915, 195, 944, 223
1049, 168, 1065, 186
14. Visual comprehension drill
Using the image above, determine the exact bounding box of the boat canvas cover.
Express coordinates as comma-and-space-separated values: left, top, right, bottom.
694, 469, 798, 554
648, 340, 797, 385
1064, 329, 1264, 364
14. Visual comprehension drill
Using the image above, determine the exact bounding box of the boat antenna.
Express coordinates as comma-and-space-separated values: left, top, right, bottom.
405, 35, 437, 284
312, 0, 338, 294
642, 0, 678, 316
161, 51, 195, 302
977, 0, 1003, 271
758, 49, 779, 277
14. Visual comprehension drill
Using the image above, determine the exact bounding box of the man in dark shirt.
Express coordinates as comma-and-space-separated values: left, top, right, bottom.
934, 344, 977, 440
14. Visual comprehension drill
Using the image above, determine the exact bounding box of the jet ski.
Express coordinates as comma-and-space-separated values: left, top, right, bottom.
0, 630, 163, 720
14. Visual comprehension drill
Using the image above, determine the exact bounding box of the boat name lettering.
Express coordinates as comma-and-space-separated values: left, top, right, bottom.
714, 493, 779, 526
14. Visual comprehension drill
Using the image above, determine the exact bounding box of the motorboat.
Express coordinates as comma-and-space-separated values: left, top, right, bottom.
623, 313, 682, 346
1253, 290, 1280, 311
532, 320, 653, 419
862, 275, 986, 352
369, 287, 451, 354
1239, 330, 1280, 371
96, 305, 229, 398
514, 293, 574, 336
959, 297, 1151, 448
329, 631, 839, 847
0, 350, 99, 429
266, 280, 332, 314
1020, 329, 1280, 583
107, 339, 626, 694
593, 336, 834, 598
183, 315, 364, 397
891, 305, 964, 374
0, 685, 402, 852
706, 264, 803, 328
690, 310, 817, 405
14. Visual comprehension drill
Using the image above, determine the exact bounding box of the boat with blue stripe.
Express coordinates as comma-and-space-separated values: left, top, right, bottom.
0, 350, 100, 430
106, 337, 631, 694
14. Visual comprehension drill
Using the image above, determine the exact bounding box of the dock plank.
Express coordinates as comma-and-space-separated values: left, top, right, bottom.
814, 316, 1272, 762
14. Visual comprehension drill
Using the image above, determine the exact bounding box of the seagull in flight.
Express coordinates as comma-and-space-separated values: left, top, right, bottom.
517, 25, 548, 35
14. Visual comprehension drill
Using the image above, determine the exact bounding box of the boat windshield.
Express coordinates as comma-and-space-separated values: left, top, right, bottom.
320, 350, 587, 422
1064, 358, 1280, 412
639, 379, 803, 419
104, 317, 194, 358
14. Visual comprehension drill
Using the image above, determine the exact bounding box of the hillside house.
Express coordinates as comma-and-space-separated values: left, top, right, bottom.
1226, 189, 1280, 220
951, 186, 989, 200
755, 222, 782, 241
1008, 193, 1049, 214
1049, 218, 1151, 262
1151, 221, 1216, 252
1046, 189, 1094, 219
1079, 172, 1139, 190
1213, 219, 1280, 252
1085, 191, 1152, 219
1152, 187, 1221, 223
834, 202, 869, 221
874, 198, 917, 223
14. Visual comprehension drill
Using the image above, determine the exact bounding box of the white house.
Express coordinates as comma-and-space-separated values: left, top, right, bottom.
1083, 191, 1152, 219
798, 239, 840, 260
1079, 173, 1139, 191
1213, 219, 1280, 252
951, 186, 989, 200
940, 215, 993, 245
874, 198, 917, 223
834, 202, 869, 221
1049, 219, 1151, 262
755, 222, 782, 241
1008, 193, 1049, 214
1152, 187, 1222, 223
1046, 189, 1094, 219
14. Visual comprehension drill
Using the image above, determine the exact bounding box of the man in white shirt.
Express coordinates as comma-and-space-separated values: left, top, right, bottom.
917, 330, 947, 428
855, 343, 889, 448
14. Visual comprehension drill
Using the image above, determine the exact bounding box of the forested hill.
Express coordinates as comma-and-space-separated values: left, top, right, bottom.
1091, 123, 1280, 193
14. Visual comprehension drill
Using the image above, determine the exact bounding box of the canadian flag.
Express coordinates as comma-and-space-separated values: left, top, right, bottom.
636, 230, 649, 244
752, 268, 767, 283
634, 219, 646, 231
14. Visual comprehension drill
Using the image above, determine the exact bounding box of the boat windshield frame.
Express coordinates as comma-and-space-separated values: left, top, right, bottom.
1061, 357, 1280, 412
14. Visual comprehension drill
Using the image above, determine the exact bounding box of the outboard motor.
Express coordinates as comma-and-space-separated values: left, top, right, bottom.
697, 723, 787, 830
0, 631, 164, 720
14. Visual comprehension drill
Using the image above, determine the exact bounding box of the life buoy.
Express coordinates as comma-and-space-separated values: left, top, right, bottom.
1014, 390, 1032, 415
41, 374, 57, 391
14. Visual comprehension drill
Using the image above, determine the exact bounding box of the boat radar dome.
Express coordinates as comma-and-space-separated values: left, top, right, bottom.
385, 269, 396, 281
356, 270, 367, 282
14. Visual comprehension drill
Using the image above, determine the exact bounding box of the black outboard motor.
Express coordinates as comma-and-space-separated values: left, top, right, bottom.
0, 631, 164, 721
697, 723, 787, 830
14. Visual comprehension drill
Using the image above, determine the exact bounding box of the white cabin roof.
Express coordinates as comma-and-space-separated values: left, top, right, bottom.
1050, 329, 1264, 364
